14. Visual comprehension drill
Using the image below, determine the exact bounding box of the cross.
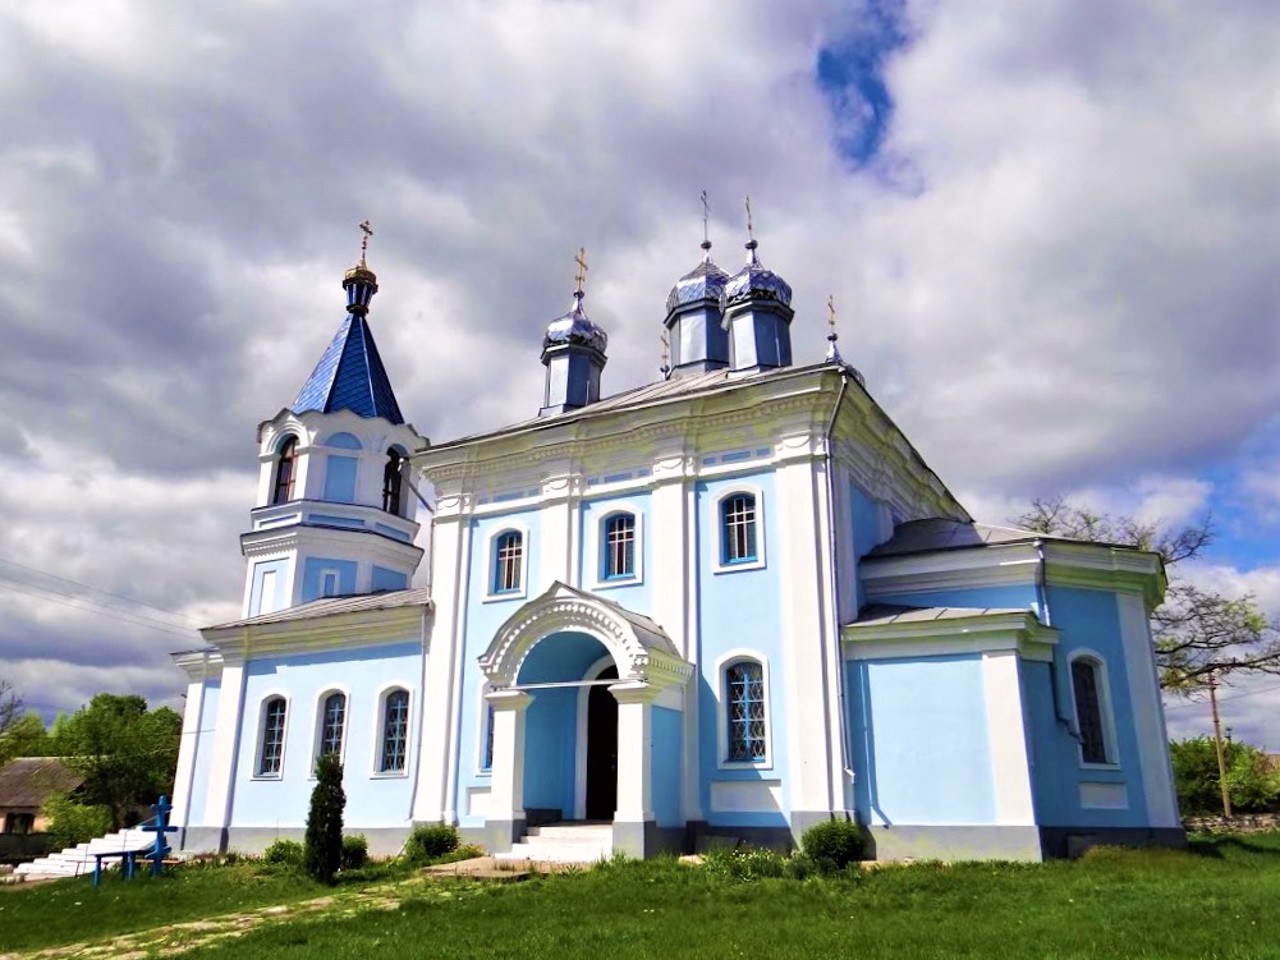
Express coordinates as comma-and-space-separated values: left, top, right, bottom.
827, 294, 837, 334
660, 329, 670, 370
701, 189, 710, 246
745, 195, 754, 242
574, 247, 589, 294
358, 219, 373, 267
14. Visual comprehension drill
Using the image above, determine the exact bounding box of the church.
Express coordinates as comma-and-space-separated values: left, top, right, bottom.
169, 221, 1183, 863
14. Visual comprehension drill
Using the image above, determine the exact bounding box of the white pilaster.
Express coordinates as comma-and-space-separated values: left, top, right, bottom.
539, 471, 575, 590
1117, 592, 1181, 827
611, 681, 659, 822
981, 650, 1037, 825
170, 673, 208, 828
486, 689, 533, 821
202, 655, 247, 832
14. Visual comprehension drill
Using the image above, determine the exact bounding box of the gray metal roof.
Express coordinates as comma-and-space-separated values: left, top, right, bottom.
203, 588, 432, 631
866, 519, 1067, 558
846, 603, 1032, 628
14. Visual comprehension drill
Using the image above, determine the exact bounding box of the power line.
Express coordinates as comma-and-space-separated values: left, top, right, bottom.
0, 580, 199, 642
0, 556, 204, 626
1164, 681, 1280, 711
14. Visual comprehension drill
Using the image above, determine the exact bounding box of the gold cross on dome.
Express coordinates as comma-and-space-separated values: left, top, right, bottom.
574, 247, 589, 294
701, 189, 710, 245
745, 195, 754, 242
827, 294, 837, 332
660, 330, 670, 366
358, 219, 373, 267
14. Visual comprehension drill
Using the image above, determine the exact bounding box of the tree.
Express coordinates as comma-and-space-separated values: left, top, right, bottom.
0, 678, 24, 766
1015, 496, 1280, 692
304, 753, 346, 885
1169, 736, 1280, 815
51, 694, 182, 829
3, 712, 51, 757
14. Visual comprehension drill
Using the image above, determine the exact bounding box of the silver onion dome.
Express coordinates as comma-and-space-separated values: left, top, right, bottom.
666, 242, 731, 314
722, 239, 793, 309
544, 290, 608, 355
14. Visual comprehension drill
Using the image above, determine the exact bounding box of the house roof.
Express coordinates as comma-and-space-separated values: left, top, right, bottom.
292, 312, 404, 425
847, 604, 1034, 628
0, 757, 84, 809
202, 588, 432, 632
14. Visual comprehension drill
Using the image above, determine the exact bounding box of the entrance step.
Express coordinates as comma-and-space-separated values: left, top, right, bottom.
494, 822, 613, 864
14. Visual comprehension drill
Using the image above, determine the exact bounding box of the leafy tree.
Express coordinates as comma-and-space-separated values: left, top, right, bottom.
304, 753, 345, 885
4, 712, 51, 757
0, 678, 23, 766
1169, 736, 1280, 815
1015, 496, 1280, 691
51, 694, 182, 829
42, 794, 113, 849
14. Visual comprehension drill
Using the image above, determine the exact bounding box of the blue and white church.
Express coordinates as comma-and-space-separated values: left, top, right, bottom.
171, 228, 1183, 863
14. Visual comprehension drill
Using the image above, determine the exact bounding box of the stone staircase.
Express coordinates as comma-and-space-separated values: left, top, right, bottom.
14, 829, 154, 882
494, 822, 613, 864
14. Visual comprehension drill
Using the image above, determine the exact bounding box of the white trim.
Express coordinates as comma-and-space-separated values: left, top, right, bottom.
310, 686, 352, 774
1116, 592, 1180, 827
369, 682, 413, 779
574, 654, 618, 819
980, 651, 1036, 825
483, 522, 530, 602
1068, 648, 1122, 769
713, 648, 773, 771
588, 504, 645, 590
251, 690, 292, 781
710, 484, 767, 574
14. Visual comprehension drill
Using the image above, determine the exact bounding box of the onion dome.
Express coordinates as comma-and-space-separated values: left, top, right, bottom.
722, 239, 793, 309
543, 289, 608, 357
666, 240, 731, 314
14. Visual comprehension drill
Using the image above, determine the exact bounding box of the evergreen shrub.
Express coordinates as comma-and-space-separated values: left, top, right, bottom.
404, 824, 459, 864
341, 833, 369, 870
304, 753, 346, 885
262, 838, 304, 866
801, 819, 865, 871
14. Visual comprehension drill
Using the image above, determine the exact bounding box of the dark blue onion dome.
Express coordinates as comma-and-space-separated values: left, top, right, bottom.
342, 263, 378, 315
666, 240, 731, 314
722, 238, 793, 309
543, 289, 609, 356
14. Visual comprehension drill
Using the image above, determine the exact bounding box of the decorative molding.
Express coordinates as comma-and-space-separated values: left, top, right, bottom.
199, 604, 427, 658
843, 610, 1059, 663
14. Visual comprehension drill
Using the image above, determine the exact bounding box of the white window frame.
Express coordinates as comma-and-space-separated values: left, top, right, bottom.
252, 691, 291, 780
370, 683, 413, 778
590, 505, 644, 590
714, 649, 773, 770
1069, 649, 1121, 770
310, 686, 351, 774
476, 681, 496, 775
483, 523, 530, 602
711, 485, 767, 574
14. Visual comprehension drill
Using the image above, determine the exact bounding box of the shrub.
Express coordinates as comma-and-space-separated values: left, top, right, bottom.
1171, 736, 1280, 815
801, 819, 865, 871
42, 794, 112, 849
341, 834, 369, 870
262, 839, 304, 866
404, 824, 459, 865
703, 845, 785, 881
304, 753, 346, 885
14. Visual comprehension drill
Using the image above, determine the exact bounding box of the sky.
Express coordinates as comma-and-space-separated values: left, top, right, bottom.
0, 0, 1277, 745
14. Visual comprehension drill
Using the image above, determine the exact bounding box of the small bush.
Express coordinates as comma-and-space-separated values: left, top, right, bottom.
341, 834, 369, 870
801, 819, 865, 871
42, 794, 113, 849
404, 824, 459, 865
262, 839, 304, 866
703, 845, 786, 881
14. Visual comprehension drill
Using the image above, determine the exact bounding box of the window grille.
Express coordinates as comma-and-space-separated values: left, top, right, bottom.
1071, 659, 1109, 764
493, 532, 523, 593
726, 661, 767, 761
259, 697, 287, 776
721, 494, 757, 564
320, 692, 346, 757
380, 689, 409, 773
604, 514, 636, 579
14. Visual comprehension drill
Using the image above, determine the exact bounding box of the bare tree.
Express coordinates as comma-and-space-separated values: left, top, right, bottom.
0, 678, 24, 765
1016, 496, 1280, 693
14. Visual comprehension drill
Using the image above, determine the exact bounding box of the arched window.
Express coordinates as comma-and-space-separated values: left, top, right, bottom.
1071, 657, 1112, 765
319, 692, 347, 758
482, 702, 495, 772
382, 449, 405, 516
272, 437, 298, 505
725, 660, 767, 762
492, 531, 523, 594
721, 493, 758, 565
602, 513, 636, 580
379, 689, 410, 773
258, 697, 287, 776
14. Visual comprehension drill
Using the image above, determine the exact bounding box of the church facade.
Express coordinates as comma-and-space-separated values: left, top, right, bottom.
170, 232, 1182, 862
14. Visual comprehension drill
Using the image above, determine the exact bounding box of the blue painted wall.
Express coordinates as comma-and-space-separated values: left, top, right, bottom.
694, 471, 791, 826
372, 566, 408, 592
300, 558, 357, 602
324, 432, 363, 450
652, 705, 682, 827
322, 455, 358, 502
849, 654, 996, 826
185, 677, 220, 827
230, 641, 420, 829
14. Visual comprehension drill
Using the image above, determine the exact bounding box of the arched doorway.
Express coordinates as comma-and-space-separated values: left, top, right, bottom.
585, 665, 619, 820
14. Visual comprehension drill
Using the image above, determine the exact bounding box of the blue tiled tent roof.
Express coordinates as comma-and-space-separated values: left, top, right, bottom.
292, 314, 404, 424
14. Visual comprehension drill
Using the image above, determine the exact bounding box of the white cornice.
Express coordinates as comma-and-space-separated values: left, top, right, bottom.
240, 523, 424, 566
842, 610, 1058, 663
199, 604, 428, 658
171, 648, 225, 680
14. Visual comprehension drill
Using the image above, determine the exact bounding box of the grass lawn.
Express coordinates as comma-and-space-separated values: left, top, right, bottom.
4, 835, 1280, 959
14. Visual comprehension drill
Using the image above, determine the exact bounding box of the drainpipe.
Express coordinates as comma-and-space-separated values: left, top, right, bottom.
823, 371, 855, 811
1035, 538, 1074, 731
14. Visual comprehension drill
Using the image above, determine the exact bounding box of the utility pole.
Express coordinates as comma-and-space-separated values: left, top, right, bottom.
1209, 674, 1233, 818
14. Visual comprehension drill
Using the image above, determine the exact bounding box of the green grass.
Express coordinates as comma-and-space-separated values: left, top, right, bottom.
5, 835, 1280, 958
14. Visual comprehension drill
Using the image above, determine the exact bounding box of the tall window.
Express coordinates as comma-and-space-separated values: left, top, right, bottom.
1071, 658, 1110, 764
725, 661, 767, 762
319, 692, 347, 758
272, 437, 297, 505
603, 513, 636, 579
721, 493, 758, 564
482, 702, 495, 772
382, 449, 404, 515
258, 697, 287, 776
380, 689, 410, 773
493, 531, 523, 594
